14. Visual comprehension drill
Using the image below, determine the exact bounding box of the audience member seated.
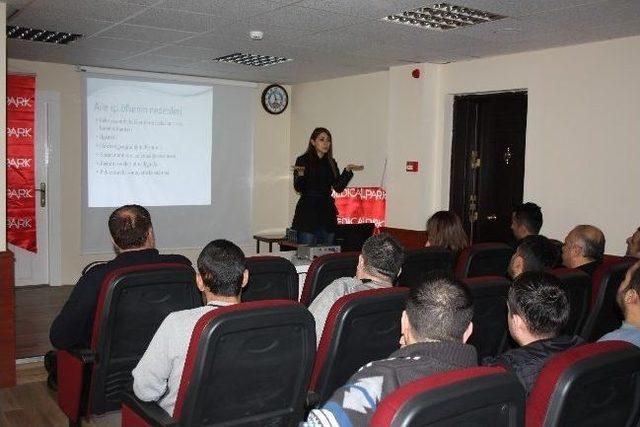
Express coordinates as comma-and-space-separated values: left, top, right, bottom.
482, 271, 582, 395
626, 226, 640, 259
305, 272, 476, 427
425, 210, 469, 258
308, 233, 404, 343
599, 260, 640, 347
510, 202, 543, 244
508, 235, 559, 279
132, 239, 248, 417
561, 225, 605, 276
46, 205, 190, 389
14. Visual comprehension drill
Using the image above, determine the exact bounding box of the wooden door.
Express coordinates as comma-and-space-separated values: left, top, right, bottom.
450, 92, 527, 244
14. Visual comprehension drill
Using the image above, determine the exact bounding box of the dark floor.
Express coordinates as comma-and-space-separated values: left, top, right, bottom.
15, 285, 73, 359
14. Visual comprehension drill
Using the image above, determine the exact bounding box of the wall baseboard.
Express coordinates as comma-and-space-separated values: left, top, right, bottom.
0, 250, 16, 388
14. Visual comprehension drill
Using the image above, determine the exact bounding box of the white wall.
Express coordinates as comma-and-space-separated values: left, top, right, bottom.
289, 35, 640, 254
7, 59, 292, 284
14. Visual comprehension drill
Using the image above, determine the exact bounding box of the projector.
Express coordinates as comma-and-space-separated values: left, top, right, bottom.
297, 245, 341, 260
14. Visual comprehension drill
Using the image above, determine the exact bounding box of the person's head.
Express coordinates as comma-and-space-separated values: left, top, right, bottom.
562, 225, 605, 268
401, 271, 474, 346
511, 203, 543, 240
108, 204, 155, 252
196, 239, 248, 299
357, 233, 405, 283
616, 261, 640, 319
508, 235, 560, 278
425, 211, 469, 254
507, 271, 569, 346
306, 127, 333, 158
626, 227, 640, 258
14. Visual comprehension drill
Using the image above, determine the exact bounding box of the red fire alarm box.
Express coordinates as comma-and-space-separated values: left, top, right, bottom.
406, 161, 419, 172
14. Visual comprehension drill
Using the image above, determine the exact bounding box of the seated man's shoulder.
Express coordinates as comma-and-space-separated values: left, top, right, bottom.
159, 253, 192, 265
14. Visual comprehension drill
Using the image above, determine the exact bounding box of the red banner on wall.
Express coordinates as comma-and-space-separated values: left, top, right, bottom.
6, 74, 37, 253
333, 187, 386, 228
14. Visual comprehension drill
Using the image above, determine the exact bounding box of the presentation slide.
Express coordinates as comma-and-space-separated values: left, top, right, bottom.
87, 77, 213, 207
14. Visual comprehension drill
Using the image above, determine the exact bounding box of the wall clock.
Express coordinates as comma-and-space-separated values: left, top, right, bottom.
261, 84, 288, 115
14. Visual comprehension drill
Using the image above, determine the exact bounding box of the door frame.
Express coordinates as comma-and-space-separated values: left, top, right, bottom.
445, 89, 528, 243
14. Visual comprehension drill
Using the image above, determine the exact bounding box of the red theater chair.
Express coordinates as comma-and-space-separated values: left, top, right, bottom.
121, 300, 316, 427
300, 252, 359, 306
527, 341, 640, 427
57, 263, 201, 426
455, 242, 514, 279
308, 287, 409, 405
550, 268, 591, 336
580, 258, 635, 341
371, 366, 525, 427
242, 255, 298, 301
377, 226, 428, 249
464, 276, 511, 360
396, 247, 454, 288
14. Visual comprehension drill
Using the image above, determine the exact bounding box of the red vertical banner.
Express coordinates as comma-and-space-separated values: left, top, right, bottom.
6, 74, 37, 252
333, 187, 387, 228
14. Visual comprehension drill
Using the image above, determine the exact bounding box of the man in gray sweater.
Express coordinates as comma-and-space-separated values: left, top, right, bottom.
305, 273, 477, 427
309, 233, 405, 343
132, 239, 248, 416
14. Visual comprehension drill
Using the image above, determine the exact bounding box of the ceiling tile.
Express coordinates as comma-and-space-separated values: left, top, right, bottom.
127, 8, 229, 32
12, 0, 147, 23
97, 24, 198, 43
73, 37, 163, 55
8, 14, 115, 38
243, 5, 370, 33
155, 0, 289, 19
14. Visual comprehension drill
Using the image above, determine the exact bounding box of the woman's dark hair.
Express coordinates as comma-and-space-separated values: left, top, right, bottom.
426, 211, 469, 255
305, 127, 337, 177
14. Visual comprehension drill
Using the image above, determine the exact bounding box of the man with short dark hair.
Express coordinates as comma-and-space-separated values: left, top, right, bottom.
599, 260, 640, 347
483, 271, 582, 395
50, 205, 190, 350
132, 239, 248, 416
305, 273, 477, 427
626, 227, 640, 259
511, 202, 543, 241
562, 225, 605, 276
508, 235, 560, 278
308, 233, 405, 343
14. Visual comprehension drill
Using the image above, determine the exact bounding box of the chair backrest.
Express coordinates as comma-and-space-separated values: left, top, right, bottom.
242, 256, 298, 302
550, 268, 591, 336
464, 276, 511, 360
455, 242, 514, 279
335, 223, 376, 252
397, 247, 454, 288
89, 263, 201, 414
378, 226, 428, 249
172, 300, 316, 426
581, 259, 634, 341
371, 366, 525, 427
300, 252, 359, 306
309, 287, 409, 404
527, 341, 640, 427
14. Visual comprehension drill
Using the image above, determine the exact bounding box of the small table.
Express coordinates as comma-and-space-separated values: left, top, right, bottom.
252, 234, 285, 253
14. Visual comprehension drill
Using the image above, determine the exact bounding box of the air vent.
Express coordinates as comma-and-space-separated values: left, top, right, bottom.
212, 53, 292, 67
383, 3, 506, 30
7, 25, 83, 44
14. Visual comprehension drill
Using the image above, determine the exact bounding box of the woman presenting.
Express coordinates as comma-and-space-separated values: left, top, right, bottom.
292, 127, 362, 245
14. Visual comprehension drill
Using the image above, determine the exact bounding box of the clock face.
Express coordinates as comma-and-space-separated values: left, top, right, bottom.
262, 84, 288, 115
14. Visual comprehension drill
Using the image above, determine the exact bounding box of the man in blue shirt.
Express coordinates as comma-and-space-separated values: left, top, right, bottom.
599, 260, 640, 347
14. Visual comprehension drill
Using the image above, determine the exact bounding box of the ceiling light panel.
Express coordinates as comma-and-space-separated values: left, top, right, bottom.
6, 25, 83, 44
212, 53, 292, 67
383, 3, 506, 31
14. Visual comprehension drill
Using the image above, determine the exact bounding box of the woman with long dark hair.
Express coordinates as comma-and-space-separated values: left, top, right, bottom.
425, 211, 469, 257
292, 127, 361, 245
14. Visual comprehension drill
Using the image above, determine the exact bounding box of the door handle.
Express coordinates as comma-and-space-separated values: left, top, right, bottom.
486, 214, 497, 220
34, 182, 46, 208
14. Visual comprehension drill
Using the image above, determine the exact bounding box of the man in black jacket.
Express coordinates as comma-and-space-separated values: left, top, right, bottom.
561, 225, 605, 277
46, 205, 190, 388
483, 271, 582, 395
305, 273, 477, 427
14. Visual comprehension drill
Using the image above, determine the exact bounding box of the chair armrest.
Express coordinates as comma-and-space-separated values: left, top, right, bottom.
306, 390, 321, 409
121, 393, 177, 427
57, 349, 95, 423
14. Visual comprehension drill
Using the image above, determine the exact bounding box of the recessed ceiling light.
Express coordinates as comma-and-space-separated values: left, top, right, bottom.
6, 25, 83, 44
212, 53, 292, 67
382, 3, 506, 31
